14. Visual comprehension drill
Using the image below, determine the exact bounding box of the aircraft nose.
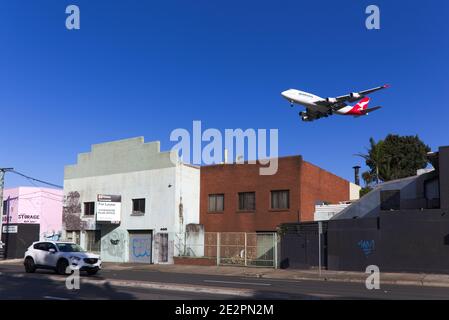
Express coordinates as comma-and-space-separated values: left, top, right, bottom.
281, 90, 290, 99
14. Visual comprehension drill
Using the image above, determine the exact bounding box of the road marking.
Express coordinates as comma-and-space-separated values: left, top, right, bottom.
239, 277, 305, 284
203, 280, 271, 286
43, 296, 70, 300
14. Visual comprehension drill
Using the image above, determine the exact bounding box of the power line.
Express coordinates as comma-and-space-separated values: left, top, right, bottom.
9, 170, 63, 189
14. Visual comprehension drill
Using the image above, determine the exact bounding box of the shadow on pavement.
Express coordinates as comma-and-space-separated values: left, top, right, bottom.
0, 270, 136, 300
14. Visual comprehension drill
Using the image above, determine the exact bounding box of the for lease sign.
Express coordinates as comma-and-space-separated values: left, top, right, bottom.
96, 194, 121, 223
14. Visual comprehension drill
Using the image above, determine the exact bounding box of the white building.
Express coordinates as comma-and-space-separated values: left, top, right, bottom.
63, 137, 200, 264
314, 202, 353, 221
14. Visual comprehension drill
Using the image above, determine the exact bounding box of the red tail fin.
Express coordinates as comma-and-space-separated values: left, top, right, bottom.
354, 97, 370, 111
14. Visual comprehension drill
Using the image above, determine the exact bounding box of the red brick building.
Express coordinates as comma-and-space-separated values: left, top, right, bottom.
200, 156, 354, 232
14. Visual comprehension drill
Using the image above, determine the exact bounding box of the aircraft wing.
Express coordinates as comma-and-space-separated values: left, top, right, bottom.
314, 100, 347, 109
334, 84, 390, 103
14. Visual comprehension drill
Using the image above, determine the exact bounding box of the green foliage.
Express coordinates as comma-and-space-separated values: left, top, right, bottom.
357, 134, 430, 183
359, 186, 373, 198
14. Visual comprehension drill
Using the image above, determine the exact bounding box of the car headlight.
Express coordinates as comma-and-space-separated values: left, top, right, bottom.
69, 256, 81, 262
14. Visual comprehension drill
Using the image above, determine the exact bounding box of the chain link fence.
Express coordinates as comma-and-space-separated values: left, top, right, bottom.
175, 232, 278, 268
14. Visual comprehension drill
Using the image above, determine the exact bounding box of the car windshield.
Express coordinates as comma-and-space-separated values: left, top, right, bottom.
56, 243, 86, 253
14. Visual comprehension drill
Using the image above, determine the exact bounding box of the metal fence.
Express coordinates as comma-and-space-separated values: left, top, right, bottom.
175, 232, 278, 268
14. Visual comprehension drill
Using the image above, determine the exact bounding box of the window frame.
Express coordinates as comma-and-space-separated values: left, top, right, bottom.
83, 201, 95, 216
237, 192, 256, 212
270, 190, 290, 210
208, 194, 225, 213
132, 198, 146, 215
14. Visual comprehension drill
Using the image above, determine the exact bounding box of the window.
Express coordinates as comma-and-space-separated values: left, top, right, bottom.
33, 243, 46, 251
271, 190, 290, 210
66, 231, 80, 245
34, 242, 57, 252
208, 194, 224, 212
85, 230, 101, 253
84, 202, 95, 216
238, 192, 256, 211
132, 198, 146, 215
45, 242, 57, 252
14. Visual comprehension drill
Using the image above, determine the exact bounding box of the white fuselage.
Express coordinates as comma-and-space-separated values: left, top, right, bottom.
281, 89, 356, 115
281, 89, 322, 107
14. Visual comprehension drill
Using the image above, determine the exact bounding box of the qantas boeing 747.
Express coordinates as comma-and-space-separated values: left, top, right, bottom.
281, 84, 389, 122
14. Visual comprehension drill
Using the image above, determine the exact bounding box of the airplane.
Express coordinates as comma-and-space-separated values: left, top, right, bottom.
281, 84, 389, 122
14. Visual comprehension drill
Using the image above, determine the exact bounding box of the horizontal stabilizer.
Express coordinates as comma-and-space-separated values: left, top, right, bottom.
360, 106, 382, 115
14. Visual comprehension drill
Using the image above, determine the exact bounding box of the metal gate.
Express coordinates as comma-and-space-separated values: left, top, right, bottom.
279, 222, 327, 269
128, 231, 152, 263
176, 232, 278, 268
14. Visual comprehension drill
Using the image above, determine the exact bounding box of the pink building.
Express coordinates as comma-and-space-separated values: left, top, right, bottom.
1, 187, 63, 258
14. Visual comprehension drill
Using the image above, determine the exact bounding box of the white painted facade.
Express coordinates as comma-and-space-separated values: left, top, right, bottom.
63, 137, 200, 264
314, 202, 352, 221
349, 183, 361, 201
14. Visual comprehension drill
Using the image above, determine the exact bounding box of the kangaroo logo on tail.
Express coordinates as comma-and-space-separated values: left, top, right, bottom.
354, 97, 370, 112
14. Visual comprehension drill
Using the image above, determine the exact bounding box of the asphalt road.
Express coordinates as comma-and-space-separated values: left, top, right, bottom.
1, 262, 449, 300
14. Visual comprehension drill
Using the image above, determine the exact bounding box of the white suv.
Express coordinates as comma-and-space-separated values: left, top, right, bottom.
24, 241, 102, 275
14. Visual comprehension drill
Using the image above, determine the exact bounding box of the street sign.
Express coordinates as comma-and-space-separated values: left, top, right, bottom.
2, 225, 18, 234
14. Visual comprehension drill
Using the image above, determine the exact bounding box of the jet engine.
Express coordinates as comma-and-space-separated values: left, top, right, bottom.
299, 111, 312, 122
349, 92, 362, 100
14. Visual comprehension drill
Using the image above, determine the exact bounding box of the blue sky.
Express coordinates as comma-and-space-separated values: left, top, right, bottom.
1, 0, 448, 187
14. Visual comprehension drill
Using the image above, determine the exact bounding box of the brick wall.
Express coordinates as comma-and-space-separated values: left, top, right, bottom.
200, 156, 302, 232
200, 156, 350, 232
299, 161, 350, 221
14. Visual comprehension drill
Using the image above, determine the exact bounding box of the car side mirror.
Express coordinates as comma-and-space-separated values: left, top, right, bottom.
49, 248, 56, 254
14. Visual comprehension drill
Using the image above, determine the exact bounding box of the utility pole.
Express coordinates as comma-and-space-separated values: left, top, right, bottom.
0, 168, 13, 251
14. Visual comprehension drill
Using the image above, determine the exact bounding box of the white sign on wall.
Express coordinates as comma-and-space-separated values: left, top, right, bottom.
2, 225, 18, 234
96, 195, 121, 223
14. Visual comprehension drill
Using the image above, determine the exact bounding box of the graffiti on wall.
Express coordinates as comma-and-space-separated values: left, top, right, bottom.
63, 191, 87, 231
102, 229, 126, 258
132, 238, 152, 258
43, 230, 62, 241
358, 240, 375, 256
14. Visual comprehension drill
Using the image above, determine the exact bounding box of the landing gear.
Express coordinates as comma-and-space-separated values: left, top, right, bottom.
299, 111, 309, 122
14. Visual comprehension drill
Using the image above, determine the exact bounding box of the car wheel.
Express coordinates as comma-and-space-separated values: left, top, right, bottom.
24, 257, 36, 273
56, 259, 69, 275
86, 269, 98, 276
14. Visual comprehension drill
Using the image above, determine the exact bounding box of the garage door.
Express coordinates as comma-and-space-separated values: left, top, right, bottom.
128, 231, 152, 263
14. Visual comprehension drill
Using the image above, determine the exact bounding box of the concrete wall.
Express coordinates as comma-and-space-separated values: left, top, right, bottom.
327, 209, 449, 274
331, 173, 436, 220
349, 183, 361, 201
439, 146, 449, 210
63, 137, 200, 264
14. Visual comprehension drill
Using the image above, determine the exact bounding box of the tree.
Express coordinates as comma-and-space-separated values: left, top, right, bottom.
357, 134, 430, 184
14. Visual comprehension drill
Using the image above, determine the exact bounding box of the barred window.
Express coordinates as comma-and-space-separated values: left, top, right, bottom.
84, 202, 95, 216
132, 198, 146, 215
